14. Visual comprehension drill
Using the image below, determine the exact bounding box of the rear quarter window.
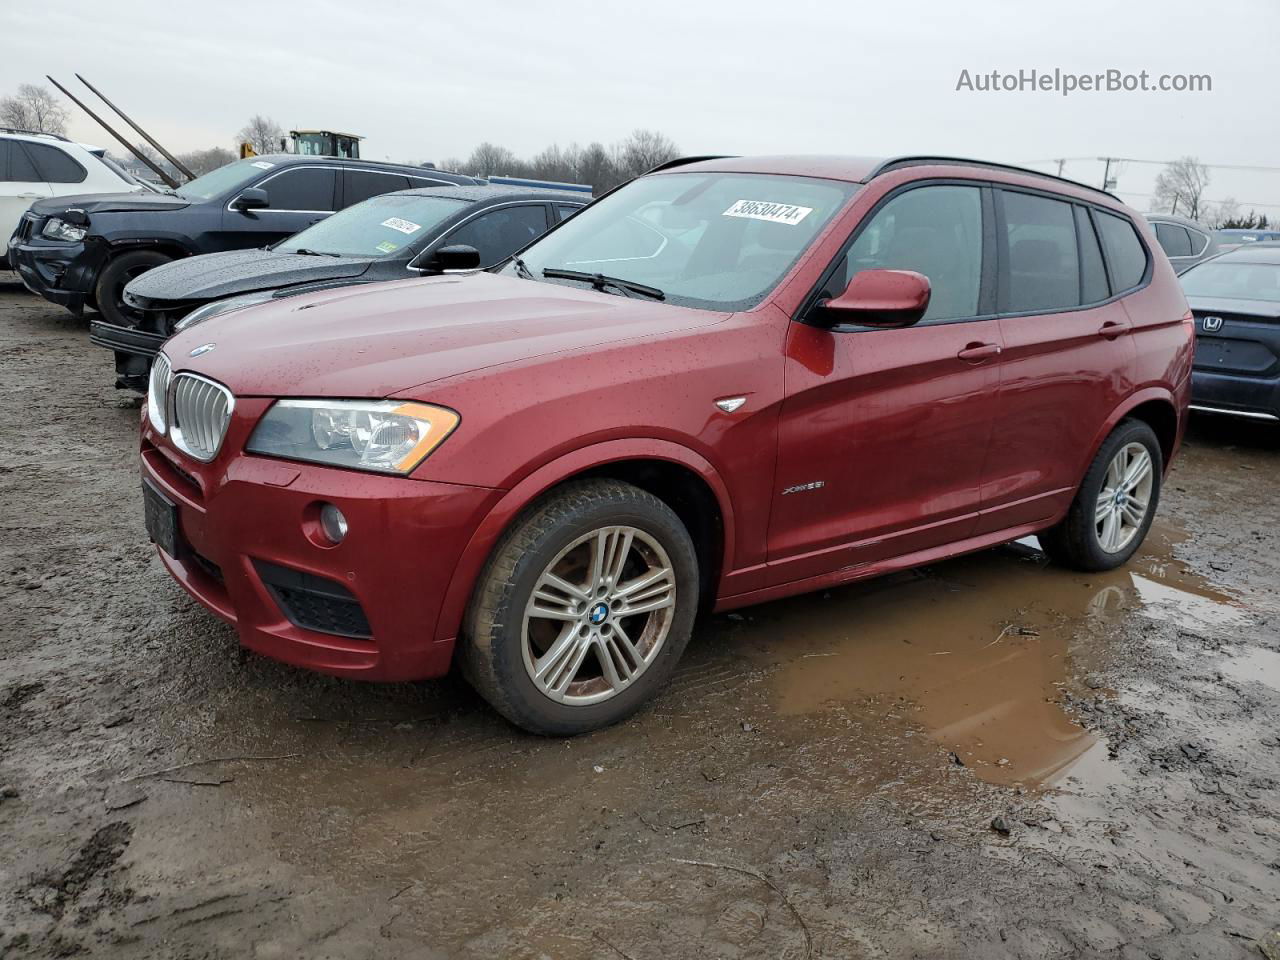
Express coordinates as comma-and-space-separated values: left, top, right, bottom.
1154, 222, 1193, 258
1096, 211, 1149, 292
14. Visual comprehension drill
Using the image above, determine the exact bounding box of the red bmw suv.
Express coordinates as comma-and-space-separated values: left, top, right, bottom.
140, 155, 1193, 734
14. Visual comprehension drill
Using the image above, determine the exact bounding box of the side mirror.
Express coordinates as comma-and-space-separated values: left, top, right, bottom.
231, 187, 269, 212
821, 269, 931, 328
415, 244, 482, 274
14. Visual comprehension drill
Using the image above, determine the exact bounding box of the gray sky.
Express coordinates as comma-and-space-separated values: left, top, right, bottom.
4, 0, 1278, 214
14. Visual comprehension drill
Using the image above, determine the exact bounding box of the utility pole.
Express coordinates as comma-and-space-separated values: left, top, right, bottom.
1056, 159, 1066, 177
1098, 157, 1116, 192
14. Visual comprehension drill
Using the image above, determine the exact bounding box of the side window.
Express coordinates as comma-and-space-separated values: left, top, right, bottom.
20, 142, 86, 184
444, 205, 550, 266
344, 170, 411, 207
406, 177, 447, 190
1186, 227, 1210, 256
1154, 222, 1193, 258
1000, 190, 1080, 313
263, 168, 336, 211
1095, 211, 1149, 292
557, 204, 584, 222
0, 141, 50, 182
843, 184, 983, 322
1075, 207, 1109, 303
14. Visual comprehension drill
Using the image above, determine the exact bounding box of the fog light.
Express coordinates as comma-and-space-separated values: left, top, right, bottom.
319, 503, 348, 544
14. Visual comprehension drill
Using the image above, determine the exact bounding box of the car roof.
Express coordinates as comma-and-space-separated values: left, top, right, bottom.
1211, 242, 1280, 264
392, 183, 590, 203
1145, 212, 1212, 231
663, 154, 1125, 207
246, 153, 477, 180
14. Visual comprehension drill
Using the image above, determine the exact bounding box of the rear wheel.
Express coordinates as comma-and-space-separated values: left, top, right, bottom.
1039, 419, 1162, 571
462, 479, 699, 735
94, 250, 171, 329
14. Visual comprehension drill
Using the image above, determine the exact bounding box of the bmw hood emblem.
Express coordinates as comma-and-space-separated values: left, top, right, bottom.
189, 343, 216, 357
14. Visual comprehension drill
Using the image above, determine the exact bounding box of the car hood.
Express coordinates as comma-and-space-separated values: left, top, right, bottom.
126, 249, 375, 304
165, 271, 729, 398
1184, 295, 1280, 320
29, 191, 191, 216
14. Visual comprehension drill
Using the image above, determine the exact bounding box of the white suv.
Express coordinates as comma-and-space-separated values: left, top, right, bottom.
1, 130, 145, 268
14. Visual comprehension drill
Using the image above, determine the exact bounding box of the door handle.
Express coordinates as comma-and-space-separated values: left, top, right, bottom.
16, 193, 42, 199
1097, 321, 1130, 340
957, 342, 1002, 362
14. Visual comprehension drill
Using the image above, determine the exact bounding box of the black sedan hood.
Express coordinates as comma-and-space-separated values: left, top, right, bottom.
29, 191, 192, 215
125, 248, 375, 304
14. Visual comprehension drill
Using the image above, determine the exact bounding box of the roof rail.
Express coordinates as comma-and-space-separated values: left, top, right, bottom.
0, 127, 72, 142
644, 155, 737, 175
868, 155, 1117, 200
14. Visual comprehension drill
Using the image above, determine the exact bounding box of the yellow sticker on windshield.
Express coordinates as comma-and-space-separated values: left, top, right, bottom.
723, 199, 813, 225
376, 240, 399, 253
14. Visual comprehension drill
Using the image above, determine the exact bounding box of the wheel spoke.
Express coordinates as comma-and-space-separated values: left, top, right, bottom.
1122, 449, 1152, 490
1095, 497, 1112, 524
535, 571, 590, 604
547, 637, 593, 695
1101, 508, 1121, 551
598, 635, 636, 688
1122, 502, 1146, 526
527, 601, 578, 622
534, 626, 581, 683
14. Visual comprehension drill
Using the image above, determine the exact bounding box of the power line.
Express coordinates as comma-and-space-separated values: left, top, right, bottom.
1022, 156, 1280, 173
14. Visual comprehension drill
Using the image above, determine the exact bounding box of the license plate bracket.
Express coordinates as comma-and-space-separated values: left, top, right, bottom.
142, 479, 179, 558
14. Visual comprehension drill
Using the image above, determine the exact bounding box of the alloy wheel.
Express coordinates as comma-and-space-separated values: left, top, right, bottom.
1094, 441, 1154, 554
521, 525, 677, 705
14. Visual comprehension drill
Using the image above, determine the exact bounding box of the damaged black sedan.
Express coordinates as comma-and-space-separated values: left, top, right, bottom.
92, 184, 586, 389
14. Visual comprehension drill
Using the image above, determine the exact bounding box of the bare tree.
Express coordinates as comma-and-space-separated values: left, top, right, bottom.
178, 147, 235, 176
237, 115, 285, 154
465, 142, 519, 177
0, 83, 69, 135
1152, 157, 1210, 219
1202, 198, 1238, 229
614, 129, 680, 180
576, 141, 615, 191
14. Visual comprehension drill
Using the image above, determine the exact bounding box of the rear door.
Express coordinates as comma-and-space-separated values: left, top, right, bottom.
221, 165, 337, 249
768, 181, 1003, 580
976, 190, 1135, 534
0, 140, 53, 244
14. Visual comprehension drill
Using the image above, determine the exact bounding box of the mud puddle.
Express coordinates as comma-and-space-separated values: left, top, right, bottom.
721, 521, 1245, 790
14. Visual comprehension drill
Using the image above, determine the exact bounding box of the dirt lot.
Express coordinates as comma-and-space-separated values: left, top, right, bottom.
1, 278, 1278, 960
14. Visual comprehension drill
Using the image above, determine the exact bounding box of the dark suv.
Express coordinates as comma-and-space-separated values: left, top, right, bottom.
6, 154, 480, 327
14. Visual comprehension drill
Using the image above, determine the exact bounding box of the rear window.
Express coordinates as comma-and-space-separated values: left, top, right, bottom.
1095, 212, 1149, 292
1180, 261, 1280, 303
1155, 222, 1193, 257
20, 141, 86, 184
1001, 191, 1081, 313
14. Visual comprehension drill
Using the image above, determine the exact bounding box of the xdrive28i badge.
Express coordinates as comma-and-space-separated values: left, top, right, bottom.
189, 343, 216, 357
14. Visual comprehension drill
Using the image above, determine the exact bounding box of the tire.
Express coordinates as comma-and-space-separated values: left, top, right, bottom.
462, 479, 699, 736
1039, 418, 1163, 572
94, 250, 171, 329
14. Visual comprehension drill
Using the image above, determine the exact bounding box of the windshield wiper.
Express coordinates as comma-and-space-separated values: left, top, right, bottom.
510, 255, 535, 280
290, 248, 341, 258
541, 268, 664, 301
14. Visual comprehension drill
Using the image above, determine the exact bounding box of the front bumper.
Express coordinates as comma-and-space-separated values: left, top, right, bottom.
6, 229, 105, 313
141, 409, 501, 682
1191, 368, 1280, 420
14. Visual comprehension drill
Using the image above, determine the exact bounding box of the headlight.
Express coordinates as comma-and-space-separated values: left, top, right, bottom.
42, 217, 88, 242
174, 291, 276, 332
246, 400, 460, 475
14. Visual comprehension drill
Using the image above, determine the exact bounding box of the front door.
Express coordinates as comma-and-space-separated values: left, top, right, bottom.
768, 182, 1002, 583
219, 166, 337, 250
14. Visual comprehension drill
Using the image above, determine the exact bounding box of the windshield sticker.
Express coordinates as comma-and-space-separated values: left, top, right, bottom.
381, 217, 422, 235
250, 160, 275, 170
723, 199, 813, 226
375, 240, 399, 254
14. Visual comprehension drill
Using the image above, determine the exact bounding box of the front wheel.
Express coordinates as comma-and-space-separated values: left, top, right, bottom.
1039, 419, 1162, 571
94, 250, 171, 329
462, 479, 699, 735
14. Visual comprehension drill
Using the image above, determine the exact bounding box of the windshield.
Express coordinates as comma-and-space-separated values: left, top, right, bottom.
1181, 259, 1280, 303
504, 172, 856, 310
175, 157, 277, 201
275, 193, 468, 258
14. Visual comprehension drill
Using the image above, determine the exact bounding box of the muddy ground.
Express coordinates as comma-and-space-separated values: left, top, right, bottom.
1, 278, 1278, 960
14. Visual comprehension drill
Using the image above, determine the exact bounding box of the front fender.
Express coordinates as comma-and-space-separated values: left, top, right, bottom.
432, 437, 736, 644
